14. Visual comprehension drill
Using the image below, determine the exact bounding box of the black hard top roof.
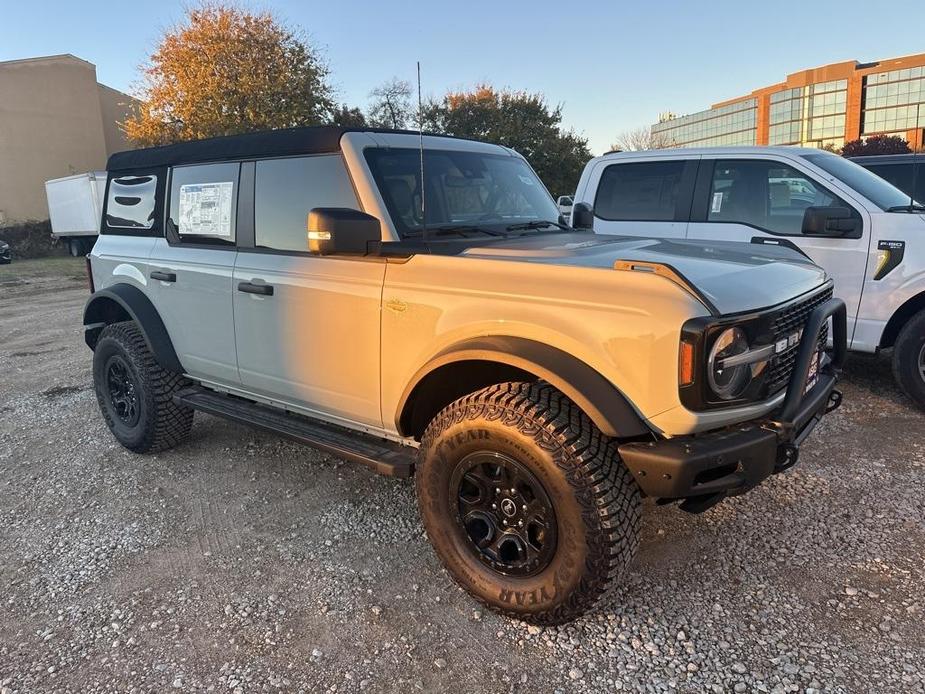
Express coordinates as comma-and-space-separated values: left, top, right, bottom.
106, 126, 446, 171
848, 153, 919, 164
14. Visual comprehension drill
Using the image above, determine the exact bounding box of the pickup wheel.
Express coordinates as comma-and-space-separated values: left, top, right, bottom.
92, 321, 194, 453
892, 309, 925, 410
415, 382, 641, 625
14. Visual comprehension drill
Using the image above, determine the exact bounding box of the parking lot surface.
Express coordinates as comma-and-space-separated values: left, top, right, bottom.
1, 259, 923, 693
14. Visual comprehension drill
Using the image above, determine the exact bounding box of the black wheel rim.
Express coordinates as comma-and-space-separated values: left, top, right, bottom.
451, 451, 557, 577
105, 356, 140, 427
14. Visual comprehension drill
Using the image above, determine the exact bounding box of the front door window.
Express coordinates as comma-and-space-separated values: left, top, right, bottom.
708, 160, 847, 235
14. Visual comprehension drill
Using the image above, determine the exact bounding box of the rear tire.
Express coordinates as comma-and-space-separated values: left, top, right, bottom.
93, 321, 194, 453
415, 382, 641, 625
892, 309, 925, 410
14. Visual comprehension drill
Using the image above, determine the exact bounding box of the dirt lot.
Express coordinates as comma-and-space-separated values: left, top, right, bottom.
1, 258, 923, 693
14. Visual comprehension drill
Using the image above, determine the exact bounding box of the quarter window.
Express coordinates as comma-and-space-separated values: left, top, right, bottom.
106, 175, 157, 230
594, 161, 687, 222
168, 163, 240, 244
255, 155, 359, 252
708, 160, 846, 235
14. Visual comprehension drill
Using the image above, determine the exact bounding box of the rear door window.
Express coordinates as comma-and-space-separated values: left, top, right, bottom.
168, 163, 240, 245
254, 155, 358, 252
594, 161, 688, 221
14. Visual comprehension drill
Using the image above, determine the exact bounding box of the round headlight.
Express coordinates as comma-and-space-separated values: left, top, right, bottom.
708, 327, 752, 400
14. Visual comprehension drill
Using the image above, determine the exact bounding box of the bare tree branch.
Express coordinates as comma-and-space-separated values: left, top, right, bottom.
611, 126, 671, 152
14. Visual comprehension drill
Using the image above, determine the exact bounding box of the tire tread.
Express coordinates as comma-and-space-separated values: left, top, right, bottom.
417, 381, 642, 625
94, 321, 193, 453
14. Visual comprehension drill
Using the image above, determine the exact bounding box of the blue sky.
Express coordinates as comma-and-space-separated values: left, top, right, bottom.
2, 1, 923, 154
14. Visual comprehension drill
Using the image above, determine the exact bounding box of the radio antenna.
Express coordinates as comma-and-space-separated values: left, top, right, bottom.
909, 101, 921, 211
417, 61, 427, 242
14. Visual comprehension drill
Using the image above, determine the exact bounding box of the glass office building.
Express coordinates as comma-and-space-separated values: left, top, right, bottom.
651, 99, 757, 148
768, 79, 847, 148
863, 66, 925, 136
651, 54, 925, 150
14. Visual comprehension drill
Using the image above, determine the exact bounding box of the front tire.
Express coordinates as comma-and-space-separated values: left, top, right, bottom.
415, 382, 641, 625
892, 309, 925, 410
93, 321, 194, 453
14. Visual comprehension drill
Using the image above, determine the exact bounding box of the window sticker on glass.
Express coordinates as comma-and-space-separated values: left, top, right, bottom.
518, 175, 535, 186
178, 182, 234, 237
711, 191, 724, 214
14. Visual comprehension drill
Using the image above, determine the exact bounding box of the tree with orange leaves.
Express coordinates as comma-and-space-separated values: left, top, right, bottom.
124, 4, 333, 147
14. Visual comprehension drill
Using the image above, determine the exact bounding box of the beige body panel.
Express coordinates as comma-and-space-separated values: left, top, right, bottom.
381, 253, 709, 436
233, 252, 386, 428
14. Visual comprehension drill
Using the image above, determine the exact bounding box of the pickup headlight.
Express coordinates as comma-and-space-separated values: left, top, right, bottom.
708, 328, 752, 400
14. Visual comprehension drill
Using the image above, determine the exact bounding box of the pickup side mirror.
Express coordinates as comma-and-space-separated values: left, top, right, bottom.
801, 206, 860, 238
572, 201, 594, 230
307, 208, 381, 255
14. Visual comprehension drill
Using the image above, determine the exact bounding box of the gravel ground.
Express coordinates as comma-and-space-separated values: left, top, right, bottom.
1, 260, 923, 693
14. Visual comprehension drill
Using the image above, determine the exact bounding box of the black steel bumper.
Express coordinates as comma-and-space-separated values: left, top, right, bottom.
619, 298, 847, 513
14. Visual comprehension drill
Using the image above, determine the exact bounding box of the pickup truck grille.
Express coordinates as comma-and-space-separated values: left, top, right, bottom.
766, 287, 834, 394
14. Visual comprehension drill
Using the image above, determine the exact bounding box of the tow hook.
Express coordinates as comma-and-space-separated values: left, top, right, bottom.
825, 389, 843, 414
775, 443, 799, 473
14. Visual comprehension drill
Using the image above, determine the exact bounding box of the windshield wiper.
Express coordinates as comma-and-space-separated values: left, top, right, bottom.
504, 220, 572, 232
887, 203, 925, 212
404, 224, 506, 239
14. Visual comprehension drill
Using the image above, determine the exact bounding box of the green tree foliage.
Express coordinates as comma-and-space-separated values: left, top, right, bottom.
331, 104, 368, 128
841, 134, 911, 157
424, 86, 592, 197
125, 4, 334, 146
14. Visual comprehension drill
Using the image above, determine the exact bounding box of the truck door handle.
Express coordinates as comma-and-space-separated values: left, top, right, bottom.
150, 270, 176, 282
237, 281, 274, 296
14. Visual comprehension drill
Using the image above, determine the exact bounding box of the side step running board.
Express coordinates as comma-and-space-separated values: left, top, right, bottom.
173, 387, 414, 478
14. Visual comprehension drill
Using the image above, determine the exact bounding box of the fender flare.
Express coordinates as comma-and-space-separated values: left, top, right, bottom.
83, 284, 183, 373
397, 336, 649, 439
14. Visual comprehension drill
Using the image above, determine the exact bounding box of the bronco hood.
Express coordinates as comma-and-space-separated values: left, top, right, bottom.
460, 233, 828, 315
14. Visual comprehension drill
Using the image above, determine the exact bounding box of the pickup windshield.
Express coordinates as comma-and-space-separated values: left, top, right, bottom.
365, 148, 562, 238
802, 152, 918, 211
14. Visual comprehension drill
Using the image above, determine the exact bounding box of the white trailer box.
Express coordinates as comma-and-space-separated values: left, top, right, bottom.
45, 171, 106, 256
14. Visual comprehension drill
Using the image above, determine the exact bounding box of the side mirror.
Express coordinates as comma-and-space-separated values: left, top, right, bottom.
572, 201, 594, 230
307, 208, 381, 255
802, 206, 860, 237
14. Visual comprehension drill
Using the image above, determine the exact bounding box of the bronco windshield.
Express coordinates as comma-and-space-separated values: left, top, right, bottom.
365, 148, 562, 238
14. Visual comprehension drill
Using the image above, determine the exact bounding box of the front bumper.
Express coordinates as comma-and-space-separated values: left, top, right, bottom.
618, 298, 847, 513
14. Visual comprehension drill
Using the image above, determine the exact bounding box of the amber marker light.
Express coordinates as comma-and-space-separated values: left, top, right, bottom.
874, 248, 891, 277
679, 339, 695, 386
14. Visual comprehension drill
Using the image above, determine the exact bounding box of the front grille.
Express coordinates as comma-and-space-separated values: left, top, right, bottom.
766, 286, 833, 394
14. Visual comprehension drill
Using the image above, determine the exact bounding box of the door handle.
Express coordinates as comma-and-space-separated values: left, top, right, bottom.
150, 270, 176, 282
237, 281, 274, 296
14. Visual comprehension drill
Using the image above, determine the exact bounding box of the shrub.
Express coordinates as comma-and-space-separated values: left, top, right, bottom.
841, 135, 911, 157
0, 220, 66, 259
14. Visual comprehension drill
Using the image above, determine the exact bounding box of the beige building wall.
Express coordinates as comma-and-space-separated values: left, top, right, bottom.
97, 83, 137, 157
0, 54, 137, 224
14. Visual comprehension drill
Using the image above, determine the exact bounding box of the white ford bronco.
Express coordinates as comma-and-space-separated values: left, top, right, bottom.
84, 127, 846, 624
572, 147, 925, 408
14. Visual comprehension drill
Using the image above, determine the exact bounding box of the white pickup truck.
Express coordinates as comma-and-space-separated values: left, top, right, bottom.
45, 171, 106, 256
571, 147, 925, 409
